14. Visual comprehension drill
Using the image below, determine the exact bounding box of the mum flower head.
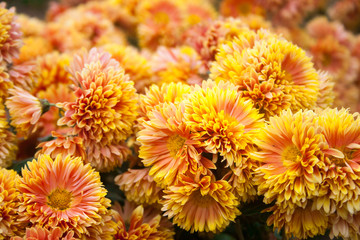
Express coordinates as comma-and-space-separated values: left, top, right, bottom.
0, 2, 22, 63
11, 227, 75, 240
58, 48, 138, 146
138, 102, 214, 188
253, 109, 328, 208
0, 168, 23, 238
6, 86, 51, 137
184, 79, 264, 167
162, 173, 240, 233
211, 30, 320, 118
17, 154, 116, 239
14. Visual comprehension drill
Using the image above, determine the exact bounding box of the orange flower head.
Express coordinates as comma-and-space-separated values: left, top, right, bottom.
17, 154, 116, 239
35, 131, 86, 160
211, 30, 320, 118
11, 227, 75, 240
138, 102, 214, 187
162, 174, 240, 233
184, 80, 264, 167
253, 109, 328, 208
58, 48, 138, 146
115, 168, 163, 205
6, 87, 48, 137
0, 168, 23, 238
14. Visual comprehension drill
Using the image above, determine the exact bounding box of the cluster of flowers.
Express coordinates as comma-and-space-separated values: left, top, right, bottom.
0, 0, 359, 239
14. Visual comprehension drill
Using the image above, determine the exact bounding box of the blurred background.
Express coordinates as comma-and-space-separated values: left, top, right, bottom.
5, 0, 49, 18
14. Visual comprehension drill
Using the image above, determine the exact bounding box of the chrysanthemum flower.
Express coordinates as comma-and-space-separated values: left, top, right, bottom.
0, 64, 13, 98
220, 0, 265, 17
267, 202, 328, 239
138, 102, 214, 187
136, 0, 183, 50
151, 46, 204, 85
181, 0, 217, 27
58, 48, 138, 146
6, 87, 49, 136
162, 174, 240, 233
17, 154, 116, 239
316, 71, 335, 109
184, 80, 264, 167
35, 131, 86, 160
8, 61, 37, 92
113, 201, 174, 239
16, 14, 46, 38
115, 168, 163, 205
85, 141, 131, 172
211, 30, 320, 117
0, 3, 22, 63
15, 37, 53, 64
0, 168, 23, 238
253, 110, 328, 208
102, 44, 152, 93
138, 82, 191, 124
0, 100, 17, 168
11, 227, 75, 240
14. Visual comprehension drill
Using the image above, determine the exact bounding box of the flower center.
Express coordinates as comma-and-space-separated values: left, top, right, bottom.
282, 145, 302, 162
167, 134, 186, 157
47, 188, 72, 210
192, 190, 213, 207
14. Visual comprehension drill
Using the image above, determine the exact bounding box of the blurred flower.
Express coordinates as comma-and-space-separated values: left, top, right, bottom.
58, 48, 138, 146
0, 168, 23, 238
184, 80, 263, 167
182, 0, 217, 27
11, 227, 75, 240
253, 110, 327, 208
115, 168, 163, 206
6, 87, 49, 136
138, 102, 213, 187
0, 3, 22, 63
220, 0, 265, 17
17, 154, 116, 239
15, 14, 46, 38
328, 0, 360, 31
8, 61, 37, 91
35, 131, 86, 160
15, 37, 53, 64
211, 30, 320, 118
162, 174, 240, 233
113, 201, 174, 239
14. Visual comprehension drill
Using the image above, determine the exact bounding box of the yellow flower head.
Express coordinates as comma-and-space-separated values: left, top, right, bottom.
58, 48, 138, 146
211, 30, 320, 118
162, 174, 240, 233
184, 80, 264, 167
17, 154, 116, 239
115, 168, 163, 206
0, 168, 23, 238
253, 110, 327, 208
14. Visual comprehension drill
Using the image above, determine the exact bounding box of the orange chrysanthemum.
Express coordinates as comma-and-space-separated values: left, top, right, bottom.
162, 174, 240, 233
11, 227, 75, 240
35, 131, 86, 160
0, 3, 22, 63
211, 30, 320, 118
138, 102, 213, 187
113, 201, 174, 240
17, 154, 116, 239
115, 168, 163, 206
0, 99, 17, 168
58, 48, 138, 146
184, 80, 264, 167
253, 110, 328, 209
0, 168, 23, 238
6, 87, 48, 136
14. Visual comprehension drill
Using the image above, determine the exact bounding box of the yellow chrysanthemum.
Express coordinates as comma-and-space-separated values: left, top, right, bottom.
102, 44, 152, 93
17, 154, 116, 239
267, 202, 328, 239
138, 102, 214, 187
115, 168, 163, 205
113, 201, 174, 240
184, 80, 264, 167
0, 168, 23, 239
57, 48, 138, 146
253, 110, 328, 209
0, 99, 17, 168
211, 30, 320, 118
162, 174, 240, 233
